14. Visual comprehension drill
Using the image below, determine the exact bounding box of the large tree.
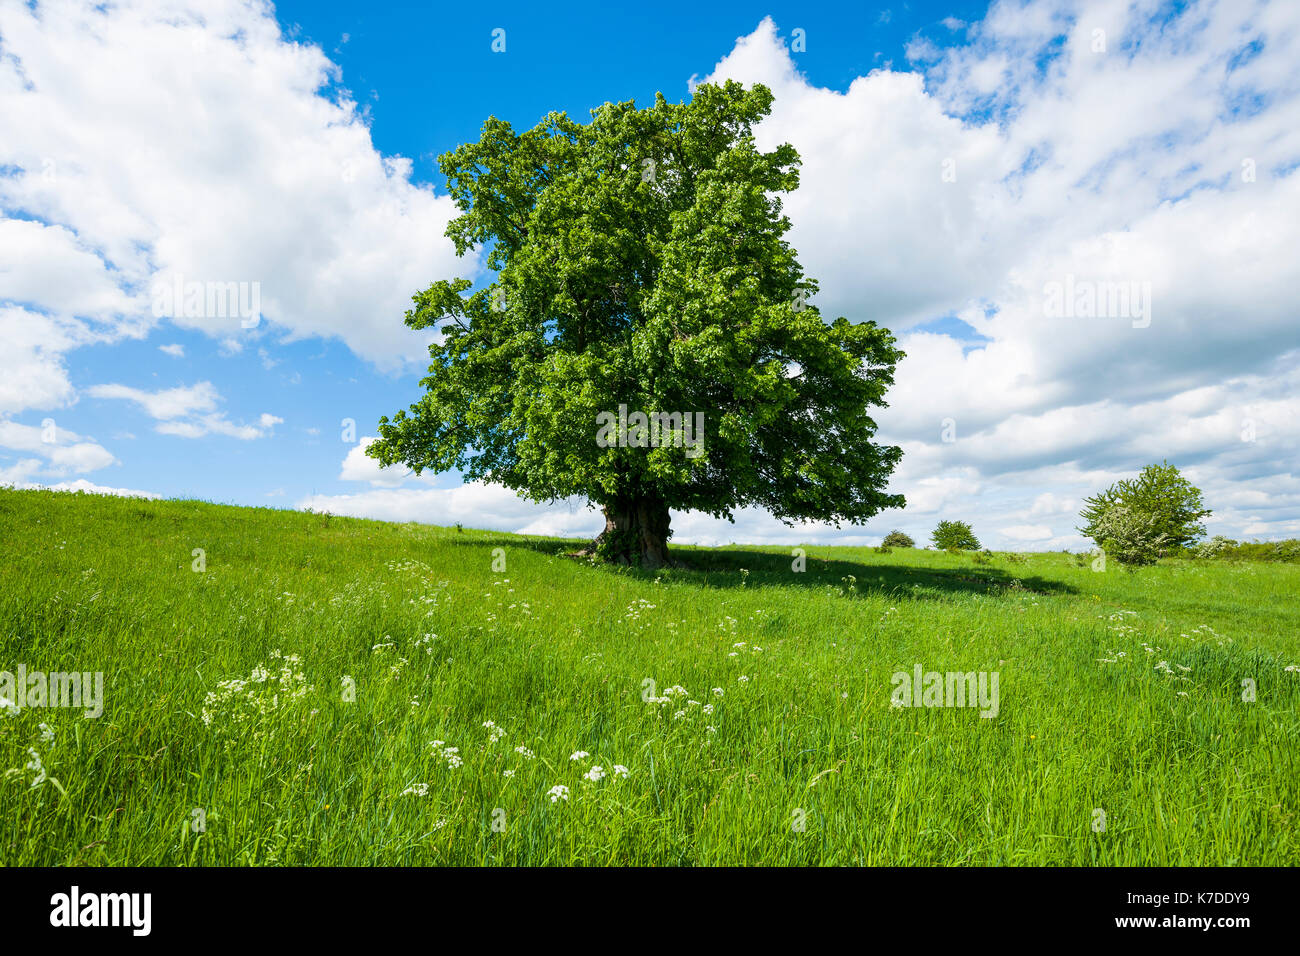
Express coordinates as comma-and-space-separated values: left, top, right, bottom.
369, 81, 905, 567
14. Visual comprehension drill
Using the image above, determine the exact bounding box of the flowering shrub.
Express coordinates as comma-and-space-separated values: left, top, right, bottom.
1088, 505, 1172, 568
1192, 535, 1239, 559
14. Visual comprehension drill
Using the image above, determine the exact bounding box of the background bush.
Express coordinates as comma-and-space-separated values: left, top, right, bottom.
931, 520, 980, 551
881, 530, 915, 549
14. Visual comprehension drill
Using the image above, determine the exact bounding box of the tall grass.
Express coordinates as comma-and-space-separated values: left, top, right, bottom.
1, 488, 1296, 865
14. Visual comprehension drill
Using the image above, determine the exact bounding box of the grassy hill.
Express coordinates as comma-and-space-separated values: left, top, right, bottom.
1, 487, 1297, 865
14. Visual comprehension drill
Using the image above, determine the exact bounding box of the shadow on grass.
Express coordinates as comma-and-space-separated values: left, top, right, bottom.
438, 534, 1077, 599
667, 548, 1077, 599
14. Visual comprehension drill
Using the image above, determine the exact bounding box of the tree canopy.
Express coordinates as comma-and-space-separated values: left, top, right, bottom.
931, 520, 980, 551
1079, 461, 1210, 562
368, 81, 905, 566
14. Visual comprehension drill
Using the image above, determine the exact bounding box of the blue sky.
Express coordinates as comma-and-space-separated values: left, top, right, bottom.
2, 0, 1298, 549
275, 0, 990, 174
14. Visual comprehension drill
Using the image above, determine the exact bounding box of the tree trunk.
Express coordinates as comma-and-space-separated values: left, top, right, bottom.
585, 495, 672, 568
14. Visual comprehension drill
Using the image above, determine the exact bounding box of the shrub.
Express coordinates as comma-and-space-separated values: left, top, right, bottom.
1192, 535, 1238, 559
1079, 461, 1210, 560
931, 520, 980, 551
881, 530, 915, 548
1205, 538, 1300, 563
1087, 505, 1171, 568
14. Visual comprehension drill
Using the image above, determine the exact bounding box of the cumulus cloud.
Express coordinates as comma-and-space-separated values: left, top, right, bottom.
86, 381, 281, 440
692, 7, 1300, 547
0, 0, 476, 378
339, 437, 411, 488
86, 382, 219, 420
0, 418, 117, 488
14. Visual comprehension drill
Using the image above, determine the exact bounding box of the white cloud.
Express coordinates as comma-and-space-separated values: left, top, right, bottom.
86, 382, 219, 420
0, 218, 137, 320
696, 9, 1300, 548
339, 437, 411, 487
0, 307, 83, 416
87, 381, 280, 440
159, 344, 185, 358
1000, 524, 1054, 542
6, 478, 158, 499
0, 418, 117, 487
0, 0, 476, 384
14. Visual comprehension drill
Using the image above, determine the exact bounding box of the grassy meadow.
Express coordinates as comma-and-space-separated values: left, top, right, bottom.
1, 486, 1297, 865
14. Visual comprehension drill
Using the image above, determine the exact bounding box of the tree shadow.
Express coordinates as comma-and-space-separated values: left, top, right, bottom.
437, 535, 1076, 599
663, 547, 1078, 599
437, 532, 587, 557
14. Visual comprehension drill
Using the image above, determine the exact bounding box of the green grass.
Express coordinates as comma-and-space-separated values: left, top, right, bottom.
1, 487, 1297, 865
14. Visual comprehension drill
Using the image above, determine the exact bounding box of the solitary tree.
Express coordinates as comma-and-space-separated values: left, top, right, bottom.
931, 520, 980, 551
369, 82, 905, 567
1079, 461, 1210, 560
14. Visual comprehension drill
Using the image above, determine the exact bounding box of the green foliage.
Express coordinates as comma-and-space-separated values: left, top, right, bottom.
1195, 538, 1300, 563
881, 530, 915, 549
1229, 539, 1300, 563
1, 488, 1299, 865
1079, 462, 1211, 564
1087, 505, 1171, 568
367, 81, 904, 540
931, 520, 980, 552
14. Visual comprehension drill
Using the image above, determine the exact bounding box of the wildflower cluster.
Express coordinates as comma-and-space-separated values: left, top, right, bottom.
549, 749, 634, 802
200, 650, 314, 739
429, 740, 463, 769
